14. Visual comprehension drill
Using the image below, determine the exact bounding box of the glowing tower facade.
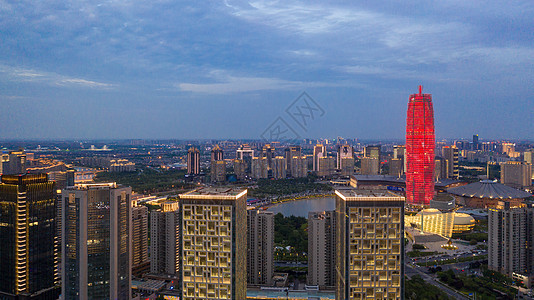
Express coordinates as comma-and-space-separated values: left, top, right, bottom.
406, 86, 435, 206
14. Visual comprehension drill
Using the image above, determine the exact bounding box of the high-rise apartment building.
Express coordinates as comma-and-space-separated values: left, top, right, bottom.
317, 156, 336, 177
488, 202, 534, 277
150, 201, 180, 276
434, 157, 448, 181
0, 174, 60, 300
62, 183, 131, 300
406, 86, 435, 206
473, 134, 479, 150
132, 202, 149, 277
247, 210, 274, 286
364, 145, 381, 161
524, 150, 534, 180
500, 161, 532, 188
388, 158, 403, 177
393, 145, 406, 174
261, 144, 274, 171
236, 144, 254, 175
272, 156, 287, 179
442, 146, 459, 179
502, 143, 517, 157
0, 150, 27, 175
337, 145, 355, 176
290, 156, 307, 178
285, 146, 302, 177
251, 157, 269, 179
524, 150, 534, 165
211, 145, 223, 162
313, 144, 326, 172
335, 189, 404, 299
360, 157, 380, 175
211, 161, 226, 183
308, 211, 336, 288
187, 147, 200, 175
178, 188, 247, 300
233, 159, 246, 181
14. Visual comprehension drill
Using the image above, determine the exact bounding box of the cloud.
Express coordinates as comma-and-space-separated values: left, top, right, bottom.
0, 64, 115, 89
177, 70, 340, 94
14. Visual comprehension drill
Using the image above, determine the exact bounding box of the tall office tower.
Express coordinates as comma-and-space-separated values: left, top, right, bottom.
62, 183, 131, 300
236, 144, 254, 175
473, 134, 479, 150
285, 146, 302, 177
489, 202, 534, 277
442, 146, 459, 179
211, 161, 227, 183
308, 211, 336, 288
500, 161, 532, 189
317, 156, 336, 177
388, 158, 403, 177
406, 86, 435, 206
335, 189, 404, 300
247, 210, 274, 286
179, 188, 247, 300
150, 201, 180, 276
132, 202, 149, 277
360, 157, 380, 175
290, 156, 308, 178
337, 145, 354, 175
233, 159, 246, 181
251, 157, 269, 179
313, 144, 326, 172
0, 150, 27, 175
187, 147, 200, 175
211, 145, 224, 162
272, 156, 287, 179
0, 174, 60, 300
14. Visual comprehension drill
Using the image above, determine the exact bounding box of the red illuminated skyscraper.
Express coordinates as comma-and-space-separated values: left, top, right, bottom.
406, 86, 435, 205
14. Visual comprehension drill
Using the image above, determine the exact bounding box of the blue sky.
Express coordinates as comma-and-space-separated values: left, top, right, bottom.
1, 0, 533, 140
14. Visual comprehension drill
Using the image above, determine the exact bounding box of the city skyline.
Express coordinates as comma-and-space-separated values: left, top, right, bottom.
1, 1, 533, 140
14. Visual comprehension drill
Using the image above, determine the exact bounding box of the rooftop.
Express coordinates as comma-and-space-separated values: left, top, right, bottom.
64, 182, 119, 190
335, 188, 405, 201
447, 180, 532, 199
179, 187, 247, 200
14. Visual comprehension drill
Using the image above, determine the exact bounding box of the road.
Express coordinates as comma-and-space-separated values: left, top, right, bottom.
406, 264, 470, 300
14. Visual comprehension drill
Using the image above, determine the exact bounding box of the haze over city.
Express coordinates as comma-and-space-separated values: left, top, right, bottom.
1, 1, 533, 140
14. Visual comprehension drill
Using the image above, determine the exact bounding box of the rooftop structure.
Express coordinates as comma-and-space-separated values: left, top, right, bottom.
179, 187, 247, 199
448, 180, 531, 199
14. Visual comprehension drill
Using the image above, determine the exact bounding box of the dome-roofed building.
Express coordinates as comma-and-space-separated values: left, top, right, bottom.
447, 180, 532, 208
405, 208, 476, 238
452, 213, 475, 234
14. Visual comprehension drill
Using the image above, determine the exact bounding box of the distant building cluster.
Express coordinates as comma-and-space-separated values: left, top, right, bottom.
1, 84, 534, 299
80, 156, 135, 172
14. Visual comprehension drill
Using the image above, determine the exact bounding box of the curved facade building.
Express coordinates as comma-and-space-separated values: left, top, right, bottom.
406, 86, 435, 205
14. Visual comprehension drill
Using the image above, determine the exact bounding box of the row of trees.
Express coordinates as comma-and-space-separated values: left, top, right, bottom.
94, 167, 193, 194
